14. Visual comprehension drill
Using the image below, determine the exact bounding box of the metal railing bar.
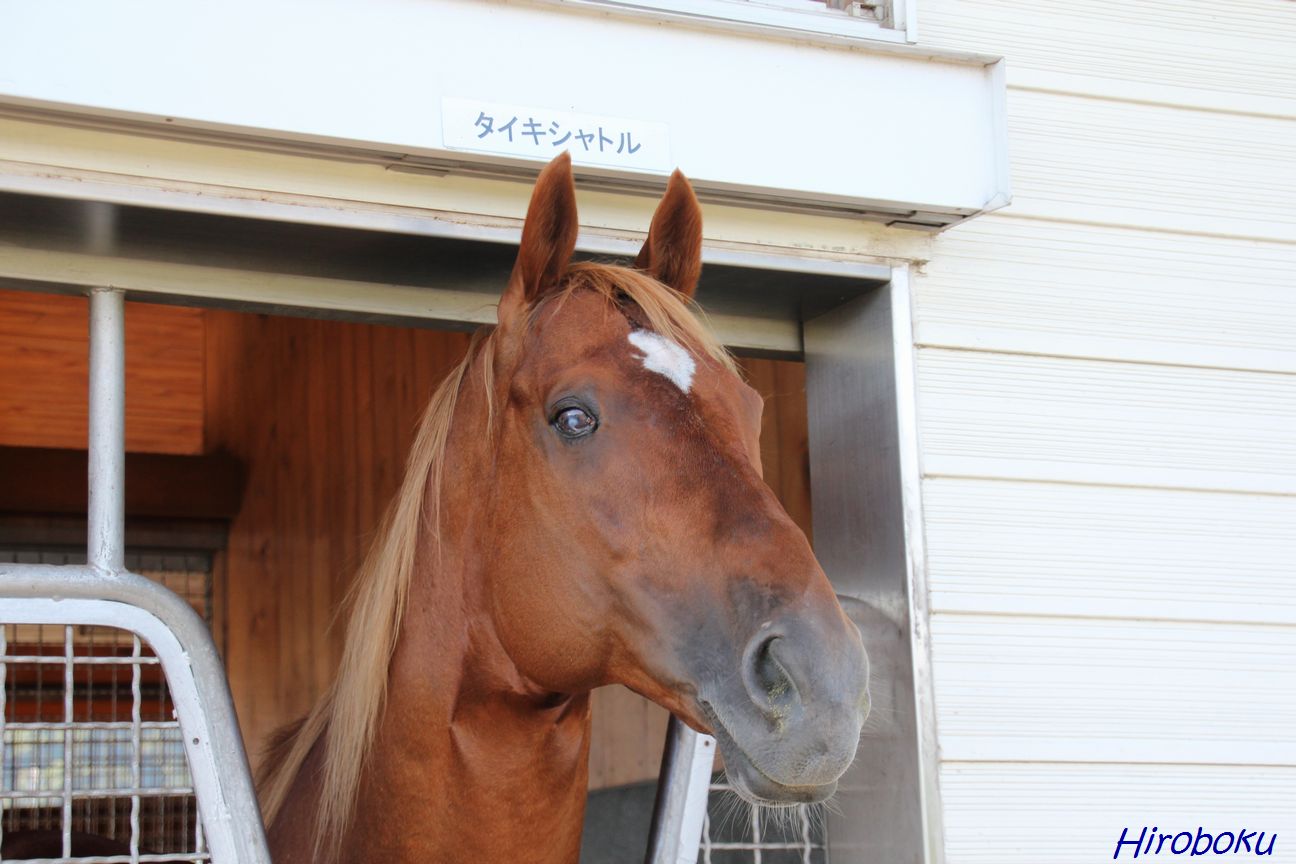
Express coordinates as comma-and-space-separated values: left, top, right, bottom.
0, 855, 212, 864
61, 626, 73, 859
0, 721, 178, 732
87, 289, 125, 576
193, 790, 205, 858
643, 717, 716, 864
699, 843, 823, 851
0, 789, 197, 800
0, 657, 161, 667
1, 625, 8, 854
129, 636, 140, 864
800, 802, 813, 864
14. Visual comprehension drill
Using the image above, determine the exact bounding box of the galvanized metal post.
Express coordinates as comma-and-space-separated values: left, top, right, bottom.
643, 716, 715, 864
87, 286, 126, 573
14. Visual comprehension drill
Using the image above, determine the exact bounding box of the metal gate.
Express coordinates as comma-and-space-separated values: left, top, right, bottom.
1, 552, 211, 858
0, 290, 270, 864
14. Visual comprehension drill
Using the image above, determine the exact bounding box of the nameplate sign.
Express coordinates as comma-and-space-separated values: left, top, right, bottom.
442, 97, 671, 172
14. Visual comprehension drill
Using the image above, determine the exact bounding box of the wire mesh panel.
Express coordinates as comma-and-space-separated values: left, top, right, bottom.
699, 778, 825, 864
0, 552, 213, 863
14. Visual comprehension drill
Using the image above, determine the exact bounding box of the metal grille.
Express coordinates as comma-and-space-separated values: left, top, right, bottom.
1, 551, 212, 863
699, 779, 825, 864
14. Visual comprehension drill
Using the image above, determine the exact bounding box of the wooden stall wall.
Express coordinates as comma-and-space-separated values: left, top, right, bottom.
203, 310, 472, 760
203, 307, 811, 787
0, 288, 204, 454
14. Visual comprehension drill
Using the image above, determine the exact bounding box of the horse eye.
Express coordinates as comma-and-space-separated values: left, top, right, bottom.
554, 406, 598, 439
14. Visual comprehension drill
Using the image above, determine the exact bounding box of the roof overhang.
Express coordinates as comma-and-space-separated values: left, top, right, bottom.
0, 0, 1010, 230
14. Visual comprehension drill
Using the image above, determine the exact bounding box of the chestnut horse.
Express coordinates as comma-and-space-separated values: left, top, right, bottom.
257, 153, 870, 864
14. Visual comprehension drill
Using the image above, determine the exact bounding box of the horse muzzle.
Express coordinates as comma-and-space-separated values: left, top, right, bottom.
694, 607, 870, 805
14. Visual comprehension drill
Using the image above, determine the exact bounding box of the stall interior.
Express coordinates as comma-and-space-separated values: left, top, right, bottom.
0, 287, 818, 862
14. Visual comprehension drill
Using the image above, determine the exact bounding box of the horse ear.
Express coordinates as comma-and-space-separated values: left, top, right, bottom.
635, 169, 703, 299
499, 152, 580, 325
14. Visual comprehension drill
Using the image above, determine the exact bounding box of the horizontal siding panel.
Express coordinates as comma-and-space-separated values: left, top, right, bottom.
915, 217, 1296, 373
931, 614, 1296, 764
1002, 90, 1296, 240
916, 349, 1296, 494
925, 478, 1296, 625
919, 0, 1296, 112
941, 763, 1296, 863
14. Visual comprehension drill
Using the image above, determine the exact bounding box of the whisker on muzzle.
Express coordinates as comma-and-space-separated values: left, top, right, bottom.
711, 773, 748, 839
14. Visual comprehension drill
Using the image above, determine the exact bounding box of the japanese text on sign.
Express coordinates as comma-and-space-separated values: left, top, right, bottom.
442, 98, 671, 172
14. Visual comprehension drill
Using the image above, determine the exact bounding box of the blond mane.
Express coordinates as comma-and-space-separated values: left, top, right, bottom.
255, 263, 733, 860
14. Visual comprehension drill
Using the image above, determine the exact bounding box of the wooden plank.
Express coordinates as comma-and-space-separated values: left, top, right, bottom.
207, 308, 284, 757
940, 763, 1296, 864
0, 288, 204, 454
743, 359, 783, 492
739, 357, 813, 539
588, 688, 670, 791
0, 514, 230, 555
925, 478, 1296, 626
931, 613, 1296, 765
0, 446, 243, 519
772, 360, 812, 543
333, 321, 361, 607
916, 348, 1296, 495
920, 0, 1296, 116
276, 312, 312, 720
916, 216, 1296, 373
998, 89, 1296, 241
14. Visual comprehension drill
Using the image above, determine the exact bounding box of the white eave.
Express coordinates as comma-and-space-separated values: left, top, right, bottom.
0, 0, 1010, 230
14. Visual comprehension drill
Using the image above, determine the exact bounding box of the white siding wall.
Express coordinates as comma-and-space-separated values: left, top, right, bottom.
912, 1, 1296, 860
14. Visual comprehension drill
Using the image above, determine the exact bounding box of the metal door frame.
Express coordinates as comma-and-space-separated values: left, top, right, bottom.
808, 267, 941, 864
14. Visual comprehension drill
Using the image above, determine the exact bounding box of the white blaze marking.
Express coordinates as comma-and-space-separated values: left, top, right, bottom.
628, 330, 696, 393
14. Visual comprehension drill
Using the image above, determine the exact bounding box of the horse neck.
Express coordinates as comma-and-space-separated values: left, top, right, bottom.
339, 373, 595, 864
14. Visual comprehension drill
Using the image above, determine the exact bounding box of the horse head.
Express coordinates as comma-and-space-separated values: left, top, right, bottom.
480, 152, 870, 805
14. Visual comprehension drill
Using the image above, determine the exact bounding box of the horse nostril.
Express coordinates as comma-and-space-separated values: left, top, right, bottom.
754, 638, 789, 694
743, 634, 800, 722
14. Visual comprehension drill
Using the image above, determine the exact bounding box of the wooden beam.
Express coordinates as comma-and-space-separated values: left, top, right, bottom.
0, 446, 244, 520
